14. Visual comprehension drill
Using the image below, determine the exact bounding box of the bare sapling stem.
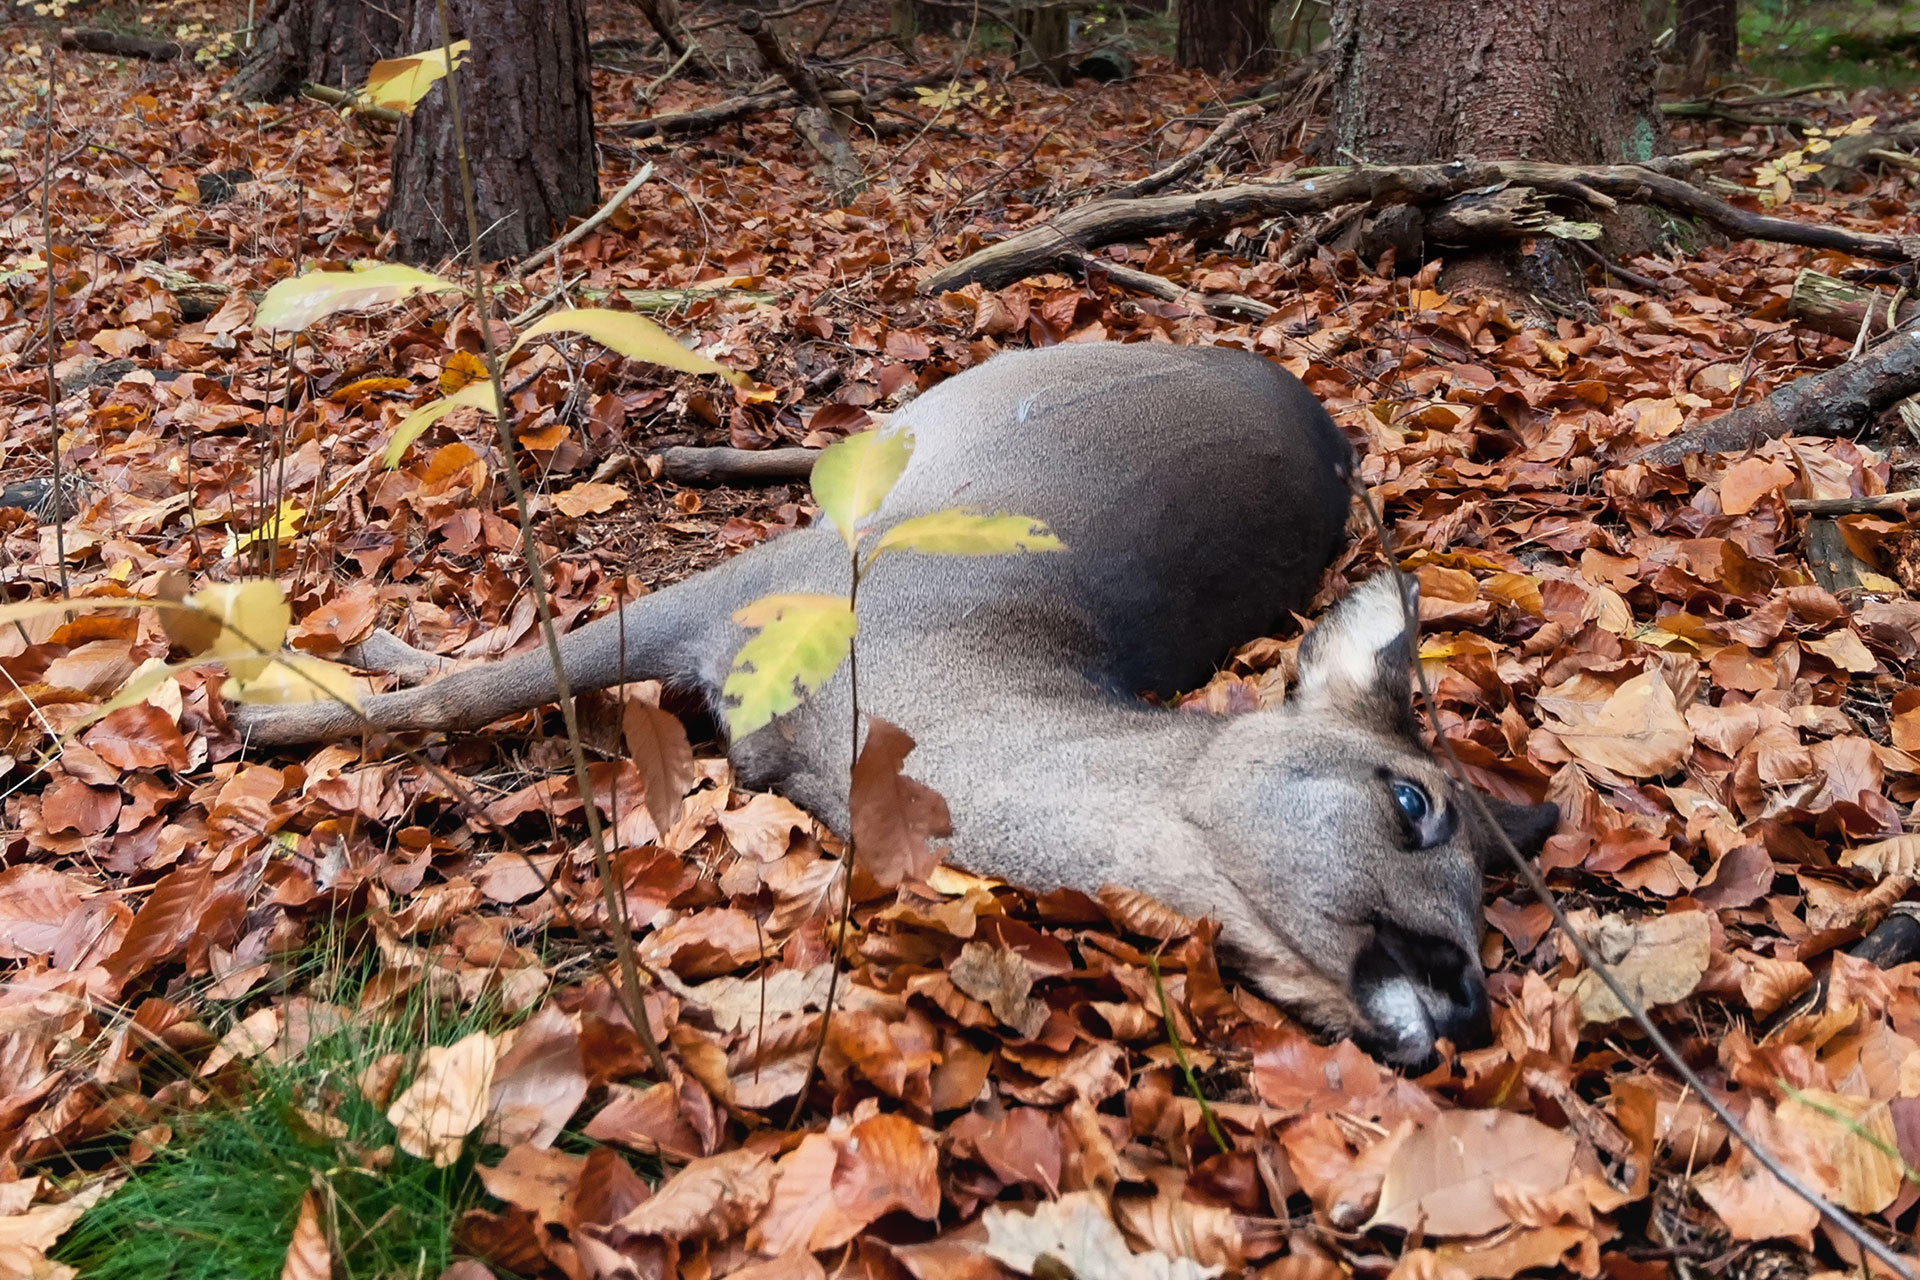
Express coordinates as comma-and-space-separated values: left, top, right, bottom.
431, 0, 671, 1085
787, 559, 863, 1128
39, 40, 69, 600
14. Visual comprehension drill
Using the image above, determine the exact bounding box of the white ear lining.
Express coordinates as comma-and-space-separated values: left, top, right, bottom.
1295, 575, 1417, 702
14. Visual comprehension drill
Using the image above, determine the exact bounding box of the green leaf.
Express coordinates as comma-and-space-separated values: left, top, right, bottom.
511, 309, 750, 386
383, 380, 501, 468
362, 41, 469, 113
811, 429, 912, 550
867, 508, 1063, 562
255, 263, 462, 333
722, 593, 855, 739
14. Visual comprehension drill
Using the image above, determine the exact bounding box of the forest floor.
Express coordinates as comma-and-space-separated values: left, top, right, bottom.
2, 2, 1920, 1279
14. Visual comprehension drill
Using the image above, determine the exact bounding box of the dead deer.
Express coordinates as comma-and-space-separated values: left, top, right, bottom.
237, 342, 1558, 1064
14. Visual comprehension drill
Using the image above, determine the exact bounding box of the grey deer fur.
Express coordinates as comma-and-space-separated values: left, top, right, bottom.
237, 342, 1558, 1065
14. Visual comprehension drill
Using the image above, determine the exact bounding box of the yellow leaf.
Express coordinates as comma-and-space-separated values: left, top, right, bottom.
867, 508, 1063, 561
233, 656, 364, 710
512, 308, 749, 386
439, 349, 489, 393
383, 380, 500, 468
255, 263, 461, 333
723, 594, 856, 738
178, 580, 293, 682
223, 498, 305, 557
362, 40, 469, 113
811, 429, 913, 549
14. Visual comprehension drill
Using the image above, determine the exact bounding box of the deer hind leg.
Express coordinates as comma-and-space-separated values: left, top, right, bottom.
338, 630, 458, 686
232, 527, 841, 747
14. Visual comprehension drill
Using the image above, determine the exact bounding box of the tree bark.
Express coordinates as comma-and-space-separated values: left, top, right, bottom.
231, 0, 404, 101
1675, 0, 1738, 84
1177, 0, 1275, 77
386, 0, 599, 264
1013, 7, 1072, 84
1324, 0, 1664, 303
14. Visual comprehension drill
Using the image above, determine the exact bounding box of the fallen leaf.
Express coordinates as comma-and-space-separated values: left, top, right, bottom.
1367, 1109, 1580, 1237
387, 1031, 502, 1166
851, 716, 951, 892
1560, 910, 1711, 1024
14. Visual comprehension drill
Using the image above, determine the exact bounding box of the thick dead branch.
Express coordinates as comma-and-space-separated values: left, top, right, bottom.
920, 160, 1920, 296
1424, 186, 1598, 245
604, 71, 948, 141
1791, 268, 1919, 341
60, 27, 184, 60
1789, 487, 1920, 515
656, 446, 817, 485
1633, 327, 1920, 465
1110, 105, 1264, 201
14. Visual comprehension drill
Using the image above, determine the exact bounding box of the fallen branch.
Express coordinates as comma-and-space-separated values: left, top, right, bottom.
603, 70, 951, 141
920, 159, 1920, 296
1633, 326, 1920, 465
1110, 105, 1265, 201
300, 83, 405, 127
1790, 268, 1919, 342
509, 163, 655, 281
1788, 487, 1920, 515
656, 446, 817, 486
59, 27, 184, 60
1081, 258, 1274, 320
738, 10, 867, 202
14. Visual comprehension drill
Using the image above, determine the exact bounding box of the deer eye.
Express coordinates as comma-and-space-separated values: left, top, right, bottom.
1392, 781, 1430, 824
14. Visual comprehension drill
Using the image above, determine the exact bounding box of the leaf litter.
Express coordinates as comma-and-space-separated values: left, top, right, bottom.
1, 5, 1919, 1279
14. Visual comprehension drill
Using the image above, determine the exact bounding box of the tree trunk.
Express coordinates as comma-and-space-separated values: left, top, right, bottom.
1675, 0, 1738, 87
1013, 7, 1072, 84
1324, 0, 1665, 304
231, 0, 404, 101
1177, 0, 1275, 76
386, 0, 599, 264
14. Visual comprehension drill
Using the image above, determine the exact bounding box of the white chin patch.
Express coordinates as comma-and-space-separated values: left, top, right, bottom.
1361, 975, 1436, 1065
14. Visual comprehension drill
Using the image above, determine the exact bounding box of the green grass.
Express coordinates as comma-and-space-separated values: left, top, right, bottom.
53, 947, 513, 1280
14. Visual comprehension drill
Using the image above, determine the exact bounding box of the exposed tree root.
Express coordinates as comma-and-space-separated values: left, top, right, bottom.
920, 159, 1920, 295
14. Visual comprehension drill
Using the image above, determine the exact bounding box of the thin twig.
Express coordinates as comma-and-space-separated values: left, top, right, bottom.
432, 0, 671, 1085
39, 41, 68, 601
507, 162, 655, 282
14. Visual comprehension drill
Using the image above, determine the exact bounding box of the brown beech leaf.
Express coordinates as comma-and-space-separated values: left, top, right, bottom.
280, 1189, 331, 1280
621, 692, 695, 836
1840, 834, 1920, 880
1367, 1109, 1580, 1238
850, 715, 951, 892
716, 791, 811, 862
610, 1147, 774, 1243
1777, 1090, 1904, 1215
1559, 909, 1710, 1024
0, 865, 88, 960
948, 941, 1049, 1038
1544, 672, 1691, 778
476, 1144, 586, 1225
483, 1005, 588, 1149
551, 481, 629, 517
983, 1190, 1220, 1280
1694, 1100, 1835, 1245
387, 1031, 502, 1167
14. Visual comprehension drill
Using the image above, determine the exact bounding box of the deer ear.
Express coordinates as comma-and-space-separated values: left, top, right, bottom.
1293, 574, 1416, 731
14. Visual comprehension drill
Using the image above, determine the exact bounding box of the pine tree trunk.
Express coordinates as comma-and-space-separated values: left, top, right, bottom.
232, 0, 403, 101
1325, 0, 1664, 304
1675, 0, 1738, 78
385, 0, 599, 264
1177, 0, 1275, 76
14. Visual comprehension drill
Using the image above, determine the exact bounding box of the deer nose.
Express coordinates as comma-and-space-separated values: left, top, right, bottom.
1355, 922, 1493, 1064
